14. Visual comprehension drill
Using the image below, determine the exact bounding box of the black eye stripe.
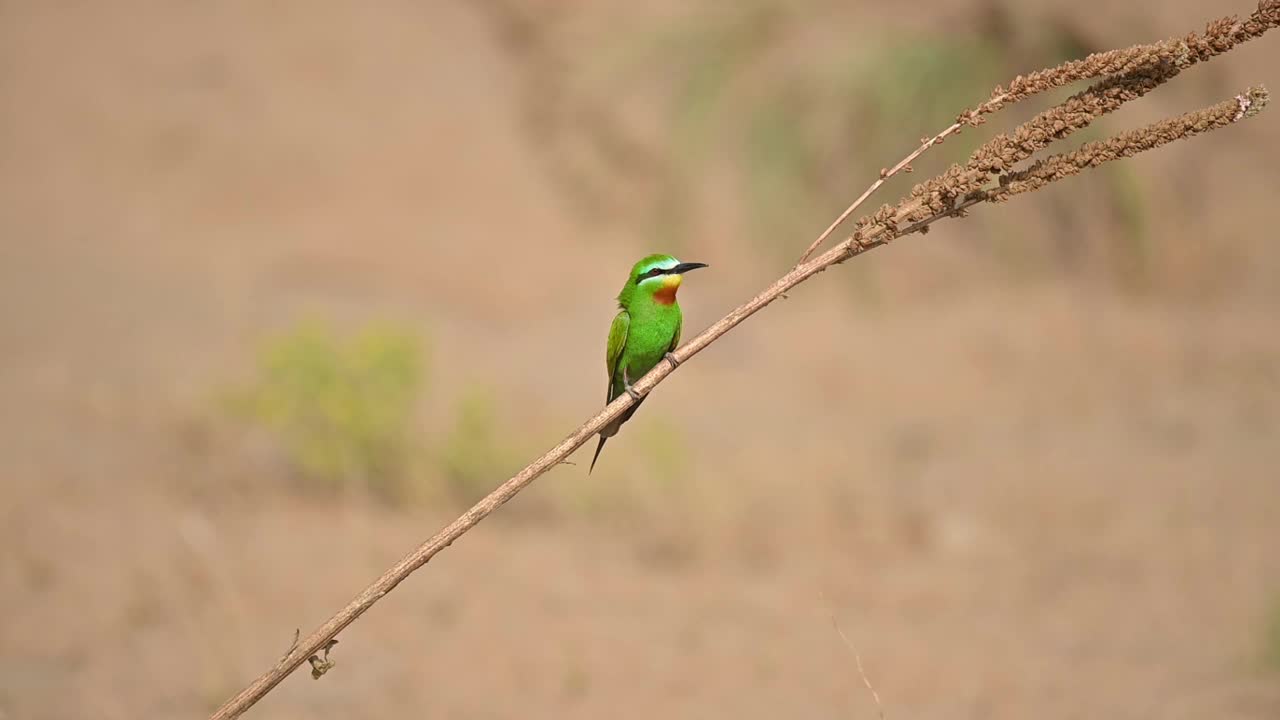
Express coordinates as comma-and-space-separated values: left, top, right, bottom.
644, 267, 667, 278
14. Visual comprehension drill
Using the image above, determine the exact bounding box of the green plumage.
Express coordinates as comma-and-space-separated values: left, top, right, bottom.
590, 254, 706, 473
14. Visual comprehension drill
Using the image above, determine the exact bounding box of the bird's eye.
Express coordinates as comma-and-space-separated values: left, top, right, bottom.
646, 268, 664, 278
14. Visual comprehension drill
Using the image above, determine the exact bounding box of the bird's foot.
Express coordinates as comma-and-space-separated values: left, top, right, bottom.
623, 368, 643, 401
663, 352, 680, 370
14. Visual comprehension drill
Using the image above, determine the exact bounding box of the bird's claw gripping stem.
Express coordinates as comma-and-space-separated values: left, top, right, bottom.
664, 352, 680, 370
623, 368, 642, 401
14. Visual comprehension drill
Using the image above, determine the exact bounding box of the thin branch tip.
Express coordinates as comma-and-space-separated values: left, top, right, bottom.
1235, 85, 1271, 119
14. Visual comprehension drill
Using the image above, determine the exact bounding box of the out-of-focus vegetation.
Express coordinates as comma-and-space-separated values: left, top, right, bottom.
438, 386, 516, 505
224, 322, 685, 516
1265, 597, 1280, 671
555, 418, 692, 518
648, 6, 1009, 253
485, 0, 1158, 287
227, 323, 424, 501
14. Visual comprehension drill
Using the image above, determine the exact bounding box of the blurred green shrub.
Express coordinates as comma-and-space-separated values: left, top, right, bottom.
1265, 597, 1280, 670
438, 386, 514, 505
502, 1, 1157, 285
637, 418, 690, 484
553, 417, 692, 522
649, 12, 1088, 252
229, 322, 424, 500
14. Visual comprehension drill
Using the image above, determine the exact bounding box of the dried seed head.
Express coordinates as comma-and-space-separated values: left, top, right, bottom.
963, 1, 1279, 120
842, 2, 1278, 254
988, 86, 1269, 202
964, 62, 1180, 180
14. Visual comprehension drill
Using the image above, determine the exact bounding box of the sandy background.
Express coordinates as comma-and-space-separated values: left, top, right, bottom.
2, 1, 1279, 718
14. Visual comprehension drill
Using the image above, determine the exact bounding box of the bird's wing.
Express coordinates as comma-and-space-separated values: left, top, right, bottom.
605, 309, 630, 402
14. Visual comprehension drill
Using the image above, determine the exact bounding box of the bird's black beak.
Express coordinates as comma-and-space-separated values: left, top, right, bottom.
671, 262, 709, 274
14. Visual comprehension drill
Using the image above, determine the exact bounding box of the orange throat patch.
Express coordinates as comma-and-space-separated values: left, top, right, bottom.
653, 274, 682, 305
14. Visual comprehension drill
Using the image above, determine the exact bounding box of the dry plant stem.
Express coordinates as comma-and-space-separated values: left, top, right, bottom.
831, 614, 885, 720
989, 88, 1270, 201
208, 238, 865, 720
841, 86, 1270, 253
795, 0, 1280, 265
793, 118, 984, 266
207, 91, 1264, 720
209, 5, 1277, 717
870, 85, 1268, 241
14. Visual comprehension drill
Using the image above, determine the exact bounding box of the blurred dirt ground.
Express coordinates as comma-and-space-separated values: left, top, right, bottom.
2, 1, 1279, 719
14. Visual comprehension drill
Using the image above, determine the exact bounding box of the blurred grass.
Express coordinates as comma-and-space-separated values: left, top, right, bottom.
1265, 597, 1280, 671
554, 418, 692, 521
501, 0, 1162, 288
222, 322, 694, 523
651, 9, 1143, 263
226, 322, 425, 502
439, 386, 518, 505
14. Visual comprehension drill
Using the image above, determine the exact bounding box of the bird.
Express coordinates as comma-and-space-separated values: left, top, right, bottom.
590, 253, 708, 473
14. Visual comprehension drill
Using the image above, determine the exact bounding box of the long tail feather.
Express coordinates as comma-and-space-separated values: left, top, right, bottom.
589, 436, 608, 474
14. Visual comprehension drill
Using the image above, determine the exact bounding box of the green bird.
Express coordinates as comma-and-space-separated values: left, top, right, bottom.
590, 253, 709, 473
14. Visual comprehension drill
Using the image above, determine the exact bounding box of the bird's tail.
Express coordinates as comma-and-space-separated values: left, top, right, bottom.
589, 436, 608, 474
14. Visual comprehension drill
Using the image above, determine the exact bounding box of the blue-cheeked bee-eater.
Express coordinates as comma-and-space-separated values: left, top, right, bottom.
590, 254, 708, 473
